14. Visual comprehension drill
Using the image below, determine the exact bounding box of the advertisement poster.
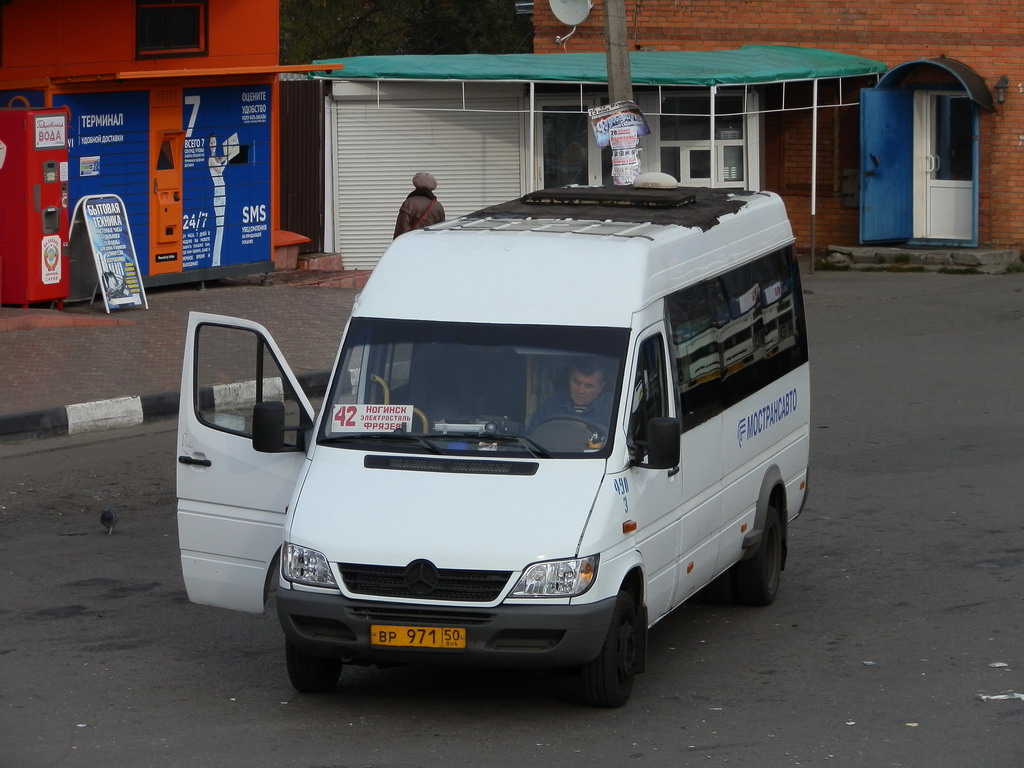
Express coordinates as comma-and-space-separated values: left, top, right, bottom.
181, 84, 272, 270
34, 113, 67, 149
72, 194, 148, 312
588, 101, 651, 148
588, 101, 650, 186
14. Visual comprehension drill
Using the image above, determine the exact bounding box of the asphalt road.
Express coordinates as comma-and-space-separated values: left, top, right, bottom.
2, 272, 1022, 767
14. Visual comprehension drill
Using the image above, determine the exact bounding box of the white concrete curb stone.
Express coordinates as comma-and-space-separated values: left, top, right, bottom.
66, 396, 145, 435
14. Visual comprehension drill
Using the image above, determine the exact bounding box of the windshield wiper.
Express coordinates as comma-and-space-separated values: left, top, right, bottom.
320, 433, 443, 454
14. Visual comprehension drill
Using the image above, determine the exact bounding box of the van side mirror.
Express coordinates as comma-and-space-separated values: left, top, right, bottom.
252, 401, 286, 453
635, 416, 681, 470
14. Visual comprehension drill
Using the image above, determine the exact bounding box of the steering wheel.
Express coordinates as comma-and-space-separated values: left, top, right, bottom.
530, 415, 603, 452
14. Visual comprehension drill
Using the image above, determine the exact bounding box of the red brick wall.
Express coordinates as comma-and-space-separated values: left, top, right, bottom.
535, 2, 1023, 253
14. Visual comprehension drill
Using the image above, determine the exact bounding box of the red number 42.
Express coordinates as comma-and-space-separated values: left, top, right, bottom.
334, 405, 357, 428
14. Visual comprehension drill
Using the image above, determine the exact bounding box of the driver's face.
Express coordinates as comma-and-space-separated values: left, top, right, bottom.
569, 370, 604, 408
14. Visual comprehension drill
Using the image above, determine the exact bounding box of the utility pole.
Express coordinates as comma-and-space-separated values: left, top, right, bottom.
603, 0, 633, 104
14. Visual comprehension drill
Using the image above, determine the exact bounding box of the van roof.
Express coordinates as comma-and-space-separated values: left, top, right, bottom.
431, 185, 753, 239
361, 186, 793, 328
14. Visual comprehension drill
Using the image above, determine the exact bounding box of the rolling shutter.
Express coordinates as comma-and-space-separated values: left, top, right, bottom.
329, 89, 526, 269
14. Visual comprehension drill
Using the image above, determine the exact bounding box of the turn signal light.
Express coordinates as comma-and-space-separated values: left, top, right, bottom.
622, 520, 637, 533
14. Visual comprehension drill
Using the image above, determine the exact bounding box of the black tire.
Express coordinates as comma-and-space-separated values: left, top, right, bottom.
285, 640, 342, 693
581, 591, 639, 708
731, 504, 783, 606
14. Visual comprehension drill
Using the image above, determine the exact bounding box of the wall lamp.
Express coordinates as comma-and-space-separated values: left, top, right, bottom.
995, 75, 1009, 104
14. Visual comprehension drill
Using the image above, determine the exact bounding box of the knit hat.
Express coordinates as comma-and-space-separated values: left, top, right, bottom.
412, 172, 437, 191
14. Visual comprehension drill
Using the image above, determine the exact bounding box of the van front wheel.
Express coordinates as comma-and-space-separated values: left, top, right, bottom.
732, 504, 782, 606
581, 591, 638, 708
285, 640, 342, 693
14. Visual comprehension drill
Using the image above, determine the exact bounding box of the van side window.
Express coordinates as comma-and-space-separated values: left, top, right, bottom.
667, 280, 727, 430
667, 246, 808, 432
630, 334, 669, 450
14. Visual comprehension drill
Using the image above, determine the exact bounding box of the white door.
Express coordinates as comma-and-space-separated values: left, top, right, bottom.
914, 91, 974, 240
177, 312, 314, 613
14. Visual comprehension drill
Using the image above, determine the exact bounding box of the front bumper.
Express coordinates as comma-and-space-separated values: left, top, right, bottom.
276, 588, 617, 668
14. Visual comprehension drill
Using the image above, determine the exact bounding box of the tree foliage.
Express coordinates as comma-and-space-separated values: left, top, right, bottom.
280, 0, 534, 64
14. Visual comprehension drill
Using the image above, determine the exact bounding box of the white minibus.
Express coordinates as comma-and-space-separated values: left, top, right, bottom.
176, 175, 810, 707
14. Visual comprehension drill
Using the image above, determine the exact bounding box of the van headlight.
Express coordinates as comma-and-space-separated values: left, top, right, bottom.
282, 543, 338, 588
510, 556, 598, 597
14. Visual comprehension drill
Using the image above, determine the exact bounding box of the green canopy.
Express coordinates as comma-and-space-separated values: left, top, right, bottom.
312, 45, 886, 85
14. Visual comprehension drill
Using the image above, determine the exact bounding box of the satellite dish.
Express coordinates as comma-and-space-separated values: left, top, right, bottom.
549, 0, 592, 26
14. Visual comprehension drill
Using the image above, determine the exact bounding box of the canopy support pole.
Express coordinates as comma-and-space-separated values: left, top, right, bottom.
528, 81, 536, 192
810, 78, 819, 274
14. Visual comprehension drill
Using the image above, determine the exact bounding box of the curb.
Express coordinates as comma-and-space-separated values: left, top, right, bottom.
0, 389, 180, 442
0, 371, 331, 443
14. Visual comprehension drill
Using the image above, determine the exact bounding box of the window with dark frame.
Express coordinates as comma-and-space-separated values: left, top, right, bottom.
136, 0, 208, 59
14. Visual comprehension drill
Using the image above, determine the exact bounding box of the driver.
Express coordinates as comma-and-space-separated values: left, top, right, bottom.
529, 359, 613, 433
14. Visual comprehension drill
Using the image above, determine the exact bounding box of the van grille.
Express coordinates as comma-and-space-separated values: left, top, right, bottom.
347, 606, 496, 625
339, 562, 512, 602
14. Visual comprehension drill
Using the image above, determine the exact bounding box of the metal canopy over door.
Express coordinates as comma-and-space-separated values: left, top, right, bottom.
860, 88, 913, 242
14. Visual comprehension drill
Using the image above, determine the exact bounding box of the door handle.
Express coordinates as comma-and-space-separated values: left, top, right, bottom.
178, 455, 212, 467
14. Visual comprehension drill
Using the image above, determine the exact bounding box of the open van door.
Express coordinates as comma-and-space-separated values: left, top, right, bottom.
177, 312, 315, 613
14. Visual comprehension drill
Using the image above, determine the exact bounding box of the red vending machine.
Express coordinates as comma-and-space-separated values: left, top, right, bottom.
0, 108, 71, 307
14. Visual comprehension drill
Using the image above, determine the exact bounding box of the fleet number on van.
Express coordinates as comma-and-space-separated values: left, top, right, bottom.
176, 177, 810, 707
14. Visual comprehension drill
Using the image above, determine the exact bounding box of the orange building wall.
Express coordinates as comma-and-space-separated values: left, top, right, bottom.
1, 0, 278, 82
1, 0, 283, 283
534, 2, 1023, 252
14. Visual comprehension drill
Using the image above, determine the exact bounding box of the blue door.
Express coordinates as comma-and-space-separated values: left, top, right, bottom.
860, 88, 913, 242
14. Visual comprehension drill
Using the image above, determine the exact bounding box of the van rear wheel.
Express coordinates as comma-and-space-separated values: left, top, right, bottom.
285, 640, 342, 693
732, 504, 782, 606
581, 591, 638, 708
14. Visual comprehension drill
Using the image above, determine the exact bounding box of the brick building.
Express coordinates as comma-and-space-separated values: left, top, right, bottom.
534, 1, 1020, 257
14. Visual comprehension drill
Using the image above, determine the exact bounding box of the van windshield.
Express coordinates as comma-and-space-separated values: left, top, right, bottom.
319, 318, 629, 458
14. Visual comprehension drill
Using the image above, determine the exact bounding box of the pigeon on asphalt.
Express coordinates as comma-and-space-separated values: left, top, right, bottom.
100, 508, 117, 535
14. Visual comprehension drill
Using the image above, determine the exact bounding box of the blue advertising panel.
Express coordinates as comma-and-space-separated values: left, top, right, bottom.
181, 84, 272, 270
53, 91, 151, 270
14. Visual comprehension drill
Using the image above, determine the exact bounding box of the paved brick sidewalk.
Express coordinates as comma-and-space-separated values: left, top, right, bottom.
0, 270, 368, 440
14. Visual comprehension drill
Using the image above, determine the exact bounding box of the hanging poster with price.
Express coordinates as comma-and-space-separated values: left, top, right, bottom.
587, 101, 650, 149
70, 194, 148, 312
330, 404, 414, 433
